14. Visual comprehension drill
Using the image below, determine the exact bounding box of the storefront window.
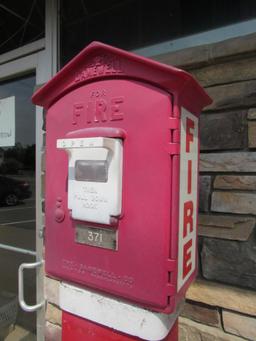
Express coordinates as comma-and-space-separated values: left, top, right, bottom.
60, 0, 256, 66
0, 74, 36, 337
0, 1, 45, 55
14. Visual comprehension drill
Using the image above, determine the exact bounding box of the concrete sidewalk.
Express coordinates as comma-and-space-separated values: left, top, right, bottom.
4, 325, 36, 341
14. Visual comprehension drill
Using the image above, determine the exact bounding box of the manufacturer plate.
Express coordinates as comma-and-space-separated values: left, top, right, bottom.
75, 224, 118, 250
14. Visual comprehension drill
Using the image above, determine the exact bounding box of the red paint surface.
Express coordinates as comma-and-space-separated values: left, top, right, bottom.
62, 311, 178, 341
32, 42, 211, 313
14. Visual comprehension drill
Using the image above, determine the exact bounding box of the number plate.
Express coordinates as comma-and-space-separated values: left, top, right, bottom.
75, 224, 118, 250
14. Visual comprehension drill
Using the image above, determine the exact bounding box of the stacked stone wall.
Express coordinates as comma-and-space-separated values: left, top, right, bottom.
155, 33, 256, 340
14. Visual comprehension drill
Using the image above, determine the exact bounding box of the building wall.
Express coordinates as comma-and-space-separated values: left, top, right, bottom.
157, 33, 256, 340
44, 33, 256, 341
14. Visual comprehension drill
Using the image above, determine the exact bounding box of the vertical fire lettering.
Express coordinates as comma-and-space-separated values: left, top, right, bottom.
177, 108, 198, 291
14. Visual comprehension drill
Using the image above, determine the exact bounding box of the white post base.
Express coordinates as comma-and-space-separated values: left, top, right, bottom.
59, 282, 182, 341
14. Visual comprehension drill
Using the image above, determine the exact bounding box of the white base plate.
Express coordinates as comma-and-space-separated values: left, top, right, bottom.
59, 282, 182, 341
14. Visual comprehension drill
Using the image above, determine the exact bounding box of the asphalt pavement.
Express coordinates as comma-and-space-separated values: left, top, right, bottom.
0, 201, 35, 227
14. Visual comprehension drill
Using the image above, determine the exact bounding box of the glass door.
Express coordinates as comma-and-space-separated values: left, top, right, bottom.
0, 74, 39, 340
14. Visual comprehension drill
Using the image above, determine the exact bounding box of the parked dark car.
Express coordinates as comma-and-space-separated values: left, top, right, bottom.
0, 176, 31, 206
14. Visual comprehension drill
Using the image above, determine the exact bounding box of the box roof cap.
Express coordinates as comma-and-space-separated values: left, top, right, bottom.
32, 41, 212, 113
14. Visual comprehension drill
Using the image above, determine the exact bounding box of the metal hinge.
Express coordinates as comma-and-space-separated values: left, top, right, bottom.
167, 143, 180, 155
38, 226, 45, 239
168, 117, 179, 130
168, 116, 180, 154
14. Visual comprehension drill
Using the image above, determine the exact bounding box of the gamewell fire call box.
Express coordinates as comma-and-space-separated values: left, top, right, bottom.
32, 42, 211, 313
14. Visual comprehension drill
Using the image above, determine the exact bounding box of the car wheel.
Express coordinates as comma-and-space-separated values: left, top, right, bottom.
5, 193, 19, 206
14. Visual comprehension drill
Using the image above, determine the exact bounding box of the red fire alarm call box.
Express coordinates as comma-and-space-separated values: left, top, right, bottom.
32, 42, 211, 313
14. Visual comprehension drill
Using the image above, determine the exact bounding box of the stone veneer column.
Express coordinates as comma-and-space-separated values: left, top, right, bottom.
154, 32, 256, 341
